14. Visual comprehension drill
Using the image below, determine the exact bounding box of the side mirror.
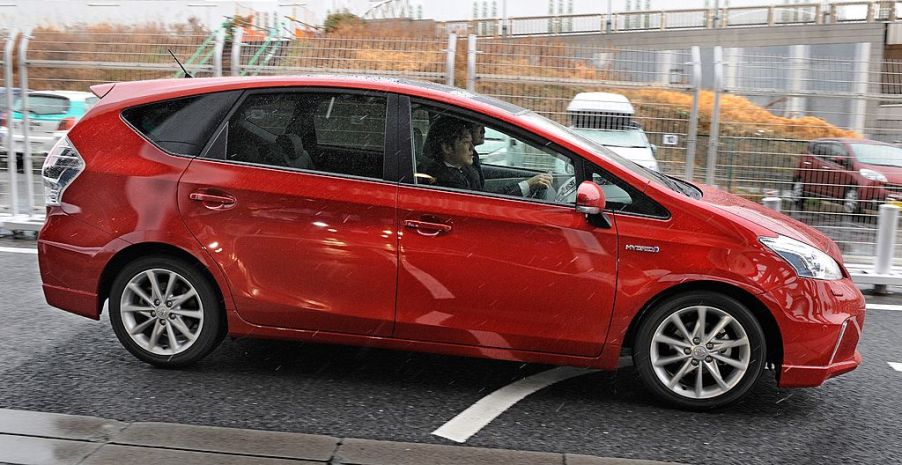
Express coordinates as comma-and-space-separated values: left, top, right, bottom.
831, 156, 848, 168
651, 144, 658, 156
576, 181, 606, 214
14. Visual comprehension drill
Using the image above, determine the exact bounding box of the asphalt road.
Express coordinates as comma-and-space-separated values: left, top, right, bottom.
1, 238, 901, 465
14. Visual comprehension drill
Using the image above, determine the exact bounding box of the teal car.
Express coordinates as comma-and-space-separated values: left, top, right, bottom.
1, 90, 97, 157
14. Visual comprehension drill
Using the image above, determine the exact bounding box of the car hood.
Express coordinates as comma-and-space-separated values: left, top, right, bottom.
697, 184, 843, 262
858, 161, 902, 182
605, 146, 658, 171
605, 145, 654, 162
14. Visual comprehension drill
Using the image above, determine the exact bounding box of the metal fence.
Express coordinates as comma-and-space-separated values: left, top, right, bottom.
3, 25, 902, 264
438, 1, 902, 37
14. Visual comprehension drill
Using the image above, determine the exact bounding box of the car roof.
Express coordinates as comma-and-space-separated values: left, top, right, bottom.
567, 92, 634, 114
813, 137, 893, 146
96, 75, 528, 115
30, 90, 95, 101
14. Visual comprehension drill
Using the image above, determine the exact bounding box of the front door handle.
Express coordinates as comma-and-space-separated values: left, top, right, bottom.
189, 191, 237, 210
404, 219, 452, 236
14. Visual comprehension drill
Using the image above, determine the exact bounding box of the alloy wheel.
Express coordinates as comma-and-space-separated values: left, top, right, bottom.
119, 268, 205, 356
649, 305, 751, 400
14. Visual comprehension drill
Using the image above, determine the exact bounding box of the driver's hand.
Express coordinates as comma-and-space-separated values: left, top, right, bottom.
527, 173, 553, 190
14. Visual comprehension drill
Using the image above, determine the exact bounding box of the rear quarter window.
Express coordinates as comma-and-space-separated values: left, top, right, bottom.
122, 91, 241, 156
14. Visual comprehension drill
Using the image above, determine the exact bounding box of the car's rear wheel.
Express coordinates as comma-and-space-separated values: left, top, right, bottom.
633, 292, 767, 409
109, 256, 224, 368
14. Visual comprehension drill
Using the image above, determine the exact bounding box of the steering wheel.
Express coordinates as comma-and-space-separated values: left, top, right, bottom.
555, 176, 577, 203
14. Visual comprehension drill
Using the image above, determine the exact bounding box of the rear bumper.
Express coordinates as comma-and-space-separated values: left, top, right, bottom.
38, 210, 116, 320
0, 127, 64, 155
763, 277, 865, 388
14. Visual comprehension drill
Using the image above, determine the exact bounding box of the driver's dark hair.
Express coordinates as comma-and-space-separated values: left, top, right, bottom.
423, 117, 471, 163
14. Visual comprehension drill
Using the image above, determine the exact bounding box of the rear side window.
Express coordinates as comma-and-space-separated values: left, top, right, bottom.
15, 95, 70, 115
122, 91, 241, 156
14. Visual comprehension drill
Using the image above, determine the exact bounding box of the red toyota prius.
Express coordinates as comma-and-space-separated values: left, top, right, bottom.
37, 76, 864, 409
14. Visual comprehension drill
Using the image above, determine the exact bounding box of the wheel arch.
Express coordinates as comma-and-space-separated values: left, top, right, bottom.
97, 242, 227, 335
622, 281, 783, 368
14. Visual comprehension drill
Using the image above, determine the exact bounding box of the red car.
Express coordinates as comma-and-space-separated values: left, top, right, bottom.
38, 76, 864, 409
792, 138, 902, 214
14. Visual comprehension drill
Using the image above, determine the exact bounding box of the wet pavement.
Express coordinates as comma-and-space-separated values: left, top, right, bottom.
0, 409, 678, 465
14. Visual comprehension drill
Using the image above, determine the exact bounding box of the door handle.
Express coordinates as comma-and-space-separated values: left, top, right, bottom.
189, 191, 237, 210
404, 219, 452, 236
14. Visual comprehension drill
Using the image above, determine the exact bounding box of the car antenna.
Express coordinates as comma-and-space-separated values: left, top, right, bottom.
168, 49, 193, 78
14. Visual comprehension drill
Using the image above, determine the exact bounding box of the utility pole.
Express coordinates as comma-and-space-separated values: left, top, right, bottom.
606, 0, 612, 32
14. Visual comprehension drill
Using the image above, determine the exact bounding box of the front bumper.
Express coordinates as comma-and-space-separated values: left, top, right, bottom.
763, 277, 865, 388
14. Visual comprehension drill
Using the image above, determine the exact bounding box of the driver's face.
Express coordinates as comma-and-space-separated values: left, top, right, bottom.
444, 131, 474, 167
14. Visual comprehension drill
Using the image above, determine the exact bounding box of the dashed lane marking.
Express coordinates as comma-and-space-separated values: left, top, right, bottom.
0, 247, 37, 255
866, 303, 902, 312
889, 362, 902, 372
432, 366, 598, 443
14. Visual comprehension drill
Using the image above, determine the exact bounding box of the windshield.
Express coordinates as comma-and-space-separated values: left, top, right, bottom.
572, 128, 648, 148
852, 143, 902, 167
13, 94, 70, 115
521, 112, 661, 184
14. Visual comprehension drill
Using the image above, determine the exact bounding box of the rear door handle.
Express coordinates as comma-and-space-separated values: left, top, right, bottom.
404, 219, 452, 236
189, 191, 237, 210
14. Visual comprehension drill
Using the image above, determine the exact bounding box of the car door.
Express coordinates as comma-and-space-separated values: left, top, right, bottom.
819, 142, 852, 200
393, 98, 618, 357
178, 89, 399, 336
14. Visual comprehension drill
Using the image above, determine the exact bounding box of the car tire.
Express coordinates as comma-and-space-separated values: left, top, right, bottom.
633, 292, 767, 410
842, 187, 860, 215
109, 255, 225, 368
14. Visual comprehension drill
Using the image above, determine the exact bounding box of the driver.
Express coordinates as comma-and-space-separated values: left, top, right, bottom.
467, 122, 552, 196
419, 117, 551, 196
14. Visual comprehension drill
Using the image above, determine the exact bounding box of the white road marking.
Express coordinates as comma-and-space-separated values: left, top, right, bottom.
432, 366, 598, 443
866, 303, 902, 312
0, 246, 37, 255
889, 362, 902, 372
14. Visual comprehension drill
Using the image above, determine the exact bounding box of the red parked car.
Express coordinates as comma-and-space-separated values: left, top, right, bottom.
38, 76, 864, 409
792, 138, 902, 214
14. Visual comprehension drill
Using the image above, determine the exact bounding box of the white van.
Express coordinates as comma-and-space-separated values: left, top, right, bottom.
567, 92, 660, 172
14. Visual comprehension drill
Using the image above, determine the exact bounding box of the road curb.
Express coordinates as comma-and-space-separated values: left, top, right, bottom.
0, 408, 686, 465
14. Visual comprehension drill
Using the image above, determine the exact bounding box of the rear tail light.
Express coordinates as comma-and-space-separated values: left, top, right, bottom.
42, 137, 84, 206
57, 117, 76, 131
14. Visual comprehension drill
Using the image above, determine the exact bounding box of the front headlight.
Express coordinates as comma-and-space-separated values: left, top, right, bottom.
859, 168, 887, 183
760, 235, 842, 280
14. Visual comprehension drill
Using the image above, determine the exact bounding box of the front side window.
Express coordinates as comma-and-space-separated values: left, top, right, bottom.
411, 101, 575, 204
588, 163, 669, 219
221, 91, 387, 179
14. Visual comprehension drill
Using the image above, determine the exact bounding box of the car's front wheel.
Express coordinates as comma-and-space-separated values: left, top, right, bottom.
109, 256, 224, 368
633, 292, 767, 409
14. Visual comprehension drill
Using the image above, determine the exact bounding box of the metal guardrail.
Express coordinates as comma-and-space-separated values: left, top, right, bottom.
437, 1, 902, 36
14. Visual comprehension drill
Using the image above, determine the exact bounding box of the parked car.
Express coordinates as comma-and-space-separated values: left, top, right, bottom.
792, 138, 902, 214
566, 92, 660, 172
0, 86, 24, 113
0, 90, 97, 158
38, 76, 863, 409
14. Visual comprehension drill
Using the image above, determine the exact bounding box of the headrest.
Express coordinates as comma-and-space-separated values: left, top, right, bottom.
276, 134, 306, 161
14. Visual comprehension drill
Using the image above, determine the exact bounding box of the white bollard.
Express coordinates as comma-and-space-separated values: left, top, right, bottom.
873, 203, 900, 295
762, 197, 781, 212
